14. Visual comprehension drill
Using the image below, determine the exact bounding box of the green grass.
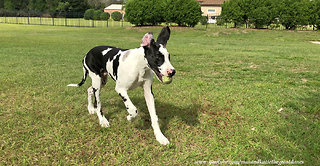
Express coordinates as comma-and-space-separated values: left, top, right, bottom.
0, 23, 319, 165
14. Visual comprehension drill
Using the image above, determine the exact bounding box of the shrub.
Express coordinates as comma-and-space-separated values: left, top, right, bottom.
93, 10, 103, 20
278, 0, 311, 30
100, 12, 110, 20
216, 16, 225, 26
84, 9, 94, 20
111, 11, 122, 21
309, 0, 320, 30
165, 0, 202, 27
200, 16, 208, 25
220, 0, 243, 27
125, 0, 165, 26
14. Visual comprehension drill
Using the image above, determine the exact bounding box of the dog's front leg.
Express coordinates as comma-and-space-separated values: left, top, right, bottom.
143, 81, 170, 145
115, 87, 138, 121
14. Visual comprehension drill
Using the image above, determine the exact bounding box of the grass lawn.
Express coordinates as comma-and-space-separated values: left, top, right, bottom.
0, 23, 319, 165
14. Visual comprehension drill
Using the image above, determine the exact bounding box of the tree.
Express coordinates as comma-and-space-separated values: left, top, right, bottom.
220, 0, 243, 27
93, 9, 103, 20
278, 0, 309, 30
165, 0, 202, 27
56, 2, 71, 15
100, 12, 110, 20
125, 0, 165, 26
84, 9, 95, 20
309, 0, 320, 30
247, 0, 277, 28
111, 11, 122, 21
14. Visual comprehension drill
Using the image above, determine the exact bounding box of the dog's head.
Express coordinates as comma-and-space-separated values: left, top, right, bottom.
141, 26, 176, 83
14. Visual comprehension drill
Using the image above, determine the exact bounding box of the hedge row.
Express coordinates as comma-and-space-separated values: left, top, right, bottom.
84, 9, 123, 21
220, 0, 320, 30
125, 0, 202, 27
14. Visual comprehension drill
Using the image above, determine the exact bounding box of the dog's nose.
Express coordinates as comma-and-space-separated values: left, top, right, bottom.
168, 69, 176, 77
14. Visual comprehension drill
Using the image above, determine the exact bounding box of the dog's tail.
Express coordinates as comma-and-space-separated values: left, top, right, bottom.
67, 64, 88, 87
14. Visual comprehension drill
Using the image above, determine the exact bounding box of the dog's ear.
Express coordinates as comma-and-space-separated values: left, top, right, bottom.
156, 26, 170, 47
141, 32, 154, 47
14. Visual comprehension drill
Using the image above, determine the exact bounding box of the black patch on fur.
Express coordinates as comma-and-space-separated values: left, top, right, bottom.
84, 46, 128, 80
108, 73, 115, 81
113, 54, 121, 80
100, 109, 103, 116
93, 88, 97, 108
150, 85, 154, 97
156, 26, 170, 47
118, 93, 127, 102
143, 40, 165, 74
76, 62, 89, 87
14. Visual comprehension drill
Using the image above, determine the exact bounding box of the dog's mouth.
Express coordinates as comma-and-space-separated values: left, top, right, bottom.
154, 70, 164, 82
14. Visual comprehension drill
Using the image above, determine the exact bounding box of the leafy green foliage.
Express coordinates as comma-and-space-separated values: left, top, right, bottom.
200, 16, 208, 25
1, 0, 89, 13
125, 0, 165, 26
309, 0, 320, 30
165, 0, 202, 27
111, 11, 122, 21
100, 12, 110, 20
84, 9, 94, 20
93, 10, 103, 20
278, 0, 309, 30
221, 0, 320, 30
84, 9, 106, 20
220, 0, 243, 27
125, 0, 201, 27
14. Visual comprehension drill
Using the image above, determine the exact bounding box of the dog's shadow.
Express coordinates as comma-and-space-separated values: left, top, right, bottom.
106, 97, 200, 132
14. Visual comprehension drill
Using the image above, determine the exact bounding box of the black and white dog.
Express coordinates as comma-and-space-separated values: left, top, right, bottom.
68, 26, 175, 145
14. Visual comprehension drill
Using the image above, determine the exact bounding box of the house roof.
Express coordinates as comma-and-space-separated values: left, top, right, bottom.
104, 4, 123, 10
197, 0, 226, 6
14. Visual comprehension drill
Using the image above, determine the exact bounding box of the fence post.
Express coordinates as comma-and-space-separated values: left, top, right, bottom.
78, 13, 80, 27
28, 12, 30, 25
121, 15, 123, 27
92, 19, 94, 27
52, 14, 54, 26
107, 18, 108, 27
206, 15, 208, 29
5, 12, 6, 23
65, 12, 67, 26
40, 12, 42, 25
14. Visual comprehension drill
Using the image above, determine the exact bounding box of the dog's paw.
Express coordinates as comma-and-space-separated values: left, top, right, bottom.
88, 106, 96, 114
127, 115, 133, 121
126, 110, 138, 122
126, 114, 137, 121
156, 134, 170, 145
100, 117, 110, 128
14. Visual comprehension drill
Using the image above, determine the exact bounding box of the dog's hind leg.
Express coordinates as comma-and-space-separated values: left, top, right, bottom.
91, 74, 110, 127
115, 86, 138, 121
87, 86, 95, 114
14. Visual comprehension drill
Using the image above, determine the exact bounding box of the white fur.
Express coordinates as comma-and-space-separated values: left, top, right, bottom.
102, 48, 112, 56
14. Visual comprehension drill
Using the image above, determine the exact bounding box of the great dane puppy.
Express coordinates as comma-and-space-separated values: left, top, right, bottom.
68, 26, 175, 145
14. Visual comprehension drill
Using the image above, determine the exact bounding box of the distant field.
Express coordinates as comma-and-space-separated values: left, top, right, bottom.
0, 24, 319, 165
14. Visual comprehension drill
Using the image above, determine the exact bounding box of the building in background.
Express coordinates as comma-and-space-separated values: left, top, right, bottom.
104, 4, 124, 15
198, 0, 226, 23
